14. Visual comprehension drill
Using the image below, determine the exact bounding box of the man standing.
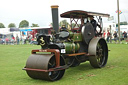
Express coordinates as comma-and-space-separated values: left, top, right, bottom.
90, 16, 97, 35
103, 30, 106, 39
123, 31, 127, 40
16, 35, 19, 45
113, 31, 118, 43
107, 30, 111, 43
90, 16, 101, 36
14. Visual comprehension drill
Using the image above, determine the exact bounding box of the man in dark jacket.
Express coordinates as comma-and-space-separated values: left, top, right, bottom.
90, 16, 97, 30
123, 31, 127, 40
113, 31, 118, 43
90, 16, 98, 36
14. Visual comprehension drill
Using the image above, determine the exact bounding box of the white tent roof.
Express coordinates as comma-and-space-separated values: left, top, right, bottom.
0, 32, 13, 35
0, 28, 11, 35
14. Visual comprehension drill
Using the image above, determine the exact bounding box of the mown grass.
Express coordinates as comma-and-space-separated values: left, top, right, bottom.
0, 43, 128, 85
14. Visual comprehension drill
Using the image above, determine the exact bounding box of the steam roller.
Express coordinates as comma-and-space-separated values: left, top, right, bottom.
23, 5, 110, 81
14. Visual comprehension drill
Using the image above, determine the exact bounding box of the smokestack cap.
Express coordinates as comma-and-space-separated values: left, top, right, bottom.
51, 5, 59, 8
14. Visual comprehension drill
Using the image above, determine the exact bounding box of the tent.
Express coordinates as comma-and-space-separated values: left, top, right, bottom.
20, 29, 32, 31
10, 28, 20, 31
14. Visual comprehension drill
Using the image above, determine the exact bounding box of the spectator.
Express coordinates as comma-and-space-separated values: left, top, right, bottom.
0, 38, 2, 44
120, 31, 124, 41
126, 32, 128, 44
11, 36, 15, 45
22, 34, 26, 44
113, 31, 118, 43
123, 31, 127, 40
5, 37, 9, 45
16, 35, 19, 45
30, 38, 34, 44
106, 30, 111, 43
103, 30, 106, 39
28, 35, 32, 44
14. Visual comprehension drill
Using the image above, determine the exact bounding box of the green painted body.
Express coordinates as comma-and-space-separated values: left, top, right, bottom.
63, 42, 80, 54
62, 31, 82, 54
68, 31, 74, 38
68, 31, 82, 42
73, 33, 82, 42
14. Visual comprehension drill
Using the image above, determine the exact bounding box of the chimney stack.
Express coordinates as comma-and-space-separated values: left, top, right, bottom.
51, 5, 59, 33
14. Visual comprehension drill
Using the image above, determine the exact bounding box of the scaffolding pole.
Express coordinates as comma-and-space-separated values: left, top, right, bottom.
117, 0, 121, 43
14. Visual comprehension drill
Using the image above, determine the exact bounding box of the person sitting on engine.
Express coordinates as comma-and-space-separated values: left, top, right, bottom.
60, 25, 67, 31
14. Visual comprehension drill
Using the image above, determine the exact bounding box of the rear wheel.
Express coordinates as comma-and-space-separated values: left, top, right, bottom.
88, 38, 108, 68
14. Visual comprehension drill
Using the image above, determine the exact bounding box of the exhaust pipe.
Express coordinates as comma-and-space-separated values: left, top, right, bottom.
51, 5, 59, 33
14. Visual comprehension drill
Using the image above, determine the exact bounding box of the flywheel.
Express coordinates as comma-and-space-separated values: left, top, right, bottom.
81, 22, 95, 44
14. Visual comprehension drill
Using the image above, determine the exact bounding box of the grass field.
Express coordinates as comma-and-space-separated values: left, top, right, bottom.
0, 44, 128, 85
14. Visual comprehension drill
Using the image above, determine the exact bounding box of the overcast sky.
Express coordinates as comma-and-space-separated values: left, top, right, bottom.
0, 0, 128, 27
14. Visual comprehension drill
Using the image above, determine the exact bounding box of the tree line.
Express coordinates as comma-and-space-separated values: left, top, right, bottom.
0, 20, 39, 28
1, 19, 127, 28
0, 19, 70, 28
116, 21, 128, 27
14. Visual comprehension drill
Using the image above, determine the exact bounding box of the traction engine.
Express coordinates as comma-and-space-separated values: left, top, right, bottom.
23, 5, 109, 81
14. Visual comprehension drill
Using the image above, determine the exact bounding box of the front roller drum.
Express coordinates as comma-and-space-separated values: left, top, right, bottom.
25, 54, 65, 81
88, 37, 108, 68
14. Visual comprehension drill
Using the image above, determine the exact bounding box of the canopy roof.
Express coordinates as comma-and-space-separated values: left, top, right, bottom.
60, 10, 110, 18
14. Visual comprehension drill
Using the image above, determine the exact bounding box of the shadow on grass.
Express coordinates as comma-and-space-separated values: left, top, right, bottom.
65, 62, 97, 77
66, 62, 95, 72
